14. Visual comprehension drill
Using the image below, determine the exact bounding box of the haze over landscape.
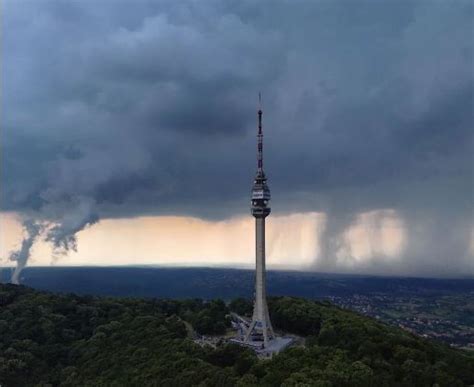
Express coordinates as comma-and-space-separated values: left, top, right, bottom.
1, 0, 473, 279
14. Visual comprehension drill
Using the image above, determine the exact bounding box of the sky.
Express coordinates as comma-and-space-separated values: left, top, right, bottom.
1, 0, 473, 278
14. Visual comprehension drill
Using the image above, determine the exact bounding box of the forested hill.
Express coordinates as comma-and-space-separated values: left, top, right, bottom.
0, 284, 473, 386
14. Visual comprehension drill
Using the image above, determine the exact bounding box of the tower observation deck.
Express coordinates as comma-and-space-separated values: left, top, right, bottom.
244, 96, 275, 348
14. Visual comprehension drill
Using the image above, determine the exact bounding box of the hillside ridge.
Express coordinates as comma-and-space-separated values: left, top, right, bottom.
0, 284, 473, 386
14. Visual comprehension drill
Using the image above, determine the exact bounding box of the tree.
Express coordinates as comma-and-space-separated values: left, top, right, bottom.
229, 298, 253, 316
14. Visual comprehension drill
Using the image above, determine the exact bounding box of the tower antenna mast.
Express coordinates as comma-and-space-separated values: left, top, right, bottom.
257, 93, 263, 172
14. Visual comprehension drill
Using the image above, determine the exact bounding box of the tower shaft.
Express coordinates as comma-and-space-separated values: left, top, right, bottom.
248, 217, 274, 346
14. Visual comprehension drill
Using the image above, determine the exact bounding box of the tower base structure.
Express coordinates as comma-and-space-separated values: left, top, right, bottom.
230, 313, 293, 358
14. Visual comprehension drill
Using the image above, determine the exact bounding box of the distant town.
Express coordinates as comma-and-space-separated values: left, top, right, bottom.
327, 292, 474, 350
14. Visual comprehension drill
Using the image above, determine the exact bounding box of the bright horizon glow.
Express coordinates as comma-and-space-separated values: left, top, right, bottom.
1, 210, 410, 272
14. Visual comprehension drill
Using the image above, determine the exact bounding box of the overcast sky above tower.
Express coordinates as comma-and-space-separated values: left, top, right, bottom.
1, 0, 473, 277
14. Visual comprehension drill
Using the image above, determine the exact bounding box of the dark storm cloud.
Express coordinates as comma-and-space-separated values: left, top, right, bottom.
2, 0, 473, 275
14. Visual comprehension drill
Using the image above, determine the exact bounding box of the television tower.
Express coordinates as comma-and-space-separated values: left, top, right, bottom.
244, 94, 275, 347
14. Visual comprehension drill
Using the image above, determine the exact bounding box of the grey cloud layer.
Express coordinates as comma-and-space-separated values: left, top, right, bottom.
3, 0, 473, 275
